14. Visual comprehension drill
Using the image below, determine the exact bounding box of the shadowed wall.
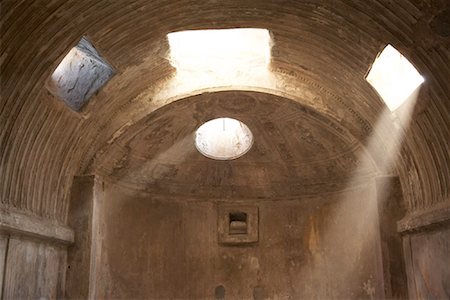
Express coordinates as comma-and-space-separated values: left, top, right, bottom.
91, 181, 383, 299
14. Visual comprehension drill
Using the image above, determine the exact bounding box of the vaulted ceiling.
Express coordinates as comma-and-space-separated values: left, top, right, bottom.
94, 91, 375, 199
1, 0, 449, 223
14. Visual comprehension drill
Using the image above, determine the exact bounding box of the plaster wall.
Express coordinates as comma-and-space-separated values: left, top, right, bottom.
403, 225, 450, 299
92, 182, 384, 299
0, 234, 66, 299
66, 176, 95, 299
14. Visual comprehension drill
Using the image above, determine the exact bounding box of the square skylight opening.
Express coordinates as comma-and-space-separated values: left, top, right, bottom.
167, 28, 271, 74
366, 44, 424, 111
48, 37, 115, 112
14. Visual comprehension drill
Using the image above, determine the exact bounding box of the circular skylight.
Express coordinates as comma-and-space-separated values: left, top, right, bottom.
195, 117, 253, 160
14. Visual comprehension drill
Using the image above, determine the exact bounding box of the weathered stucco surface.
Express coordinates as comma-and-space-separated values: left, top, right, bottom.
403, 226, 450, 299
1, 0, 449, 223
0, 235, 66, 299
0, 0, 449, 298
91, 181, 383, 299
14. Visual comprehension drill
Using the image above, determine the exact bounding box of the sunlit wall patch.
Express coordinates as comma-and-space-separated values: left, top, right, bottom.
167, 28, 271, 74
195, 117, 253, 160
47, 37, 115, 112
366, 44, 424, 111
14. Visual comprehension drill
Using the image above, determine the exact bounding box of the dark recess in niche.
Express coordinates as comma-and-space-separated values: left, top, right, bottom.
214, 285, 225, 299
229, 212, 248, 234
218, 205, 258, 245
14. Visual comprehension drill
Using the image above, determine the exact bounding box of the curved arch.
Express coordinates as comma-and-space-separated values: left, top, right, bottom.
0, 0, 448, 222
92, 90, 378, 199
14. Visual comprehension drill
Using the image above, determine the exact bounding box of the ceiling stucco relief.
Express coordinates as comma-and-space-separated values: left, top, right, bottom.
93, 91, 376, 199
1, 0, 448, 222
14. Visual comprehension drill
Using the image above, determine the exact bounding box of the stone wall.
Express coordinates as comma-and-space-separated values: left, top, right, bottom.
90, 181, 385, 299
0, 234, 67, 299
403, 225, 450, 299
0, 207, 73, 299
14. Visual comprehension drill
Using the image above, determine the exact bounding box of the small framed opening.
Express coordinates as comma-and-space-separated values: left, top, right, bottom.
229, 212, 248, 235
218, 205, 258, 244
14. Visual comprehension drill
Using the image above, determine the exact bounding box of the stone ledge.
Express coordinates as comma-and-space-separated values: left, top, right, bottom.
397, 201, 450, 233
0, 210, 74, 244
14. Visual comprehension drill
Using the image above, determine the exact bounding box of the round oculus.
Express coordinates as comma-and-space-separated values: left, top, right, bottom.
195, 117, 253, 160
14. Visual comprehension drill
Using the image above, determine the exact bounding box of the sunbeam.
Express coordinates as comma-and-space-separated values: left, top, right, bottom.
301, 86, 422, 297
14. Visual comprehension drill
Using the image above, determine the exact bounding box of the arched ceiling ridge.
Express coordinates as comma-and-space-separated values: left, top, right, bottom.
0, 0, 449, 222
91, 90, 378, 199
83, 75, 381, 177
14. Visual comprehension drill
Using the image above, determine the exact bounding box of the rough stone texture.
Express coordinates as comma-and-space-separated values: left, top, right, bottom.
0, 234, 8, 298
403, 226, 450, 299
65, 176, 94, 299
0, 213, 70, 299
375, 176, 408, 299
1, 235, 67, 299
430, 8, 450, 37
0, 209, 74, 244
397, 201, 450, 233
90, 181, 384, 299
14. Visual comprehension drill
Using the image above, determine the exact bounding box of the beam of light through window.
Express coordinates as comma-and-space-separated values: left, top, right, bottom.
366, 44, 424, 111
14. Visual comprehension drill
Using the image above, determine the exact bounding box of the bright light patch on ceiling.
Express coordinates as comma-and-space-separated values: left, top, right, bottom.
366, 44, 424, 111
167, 28, 271, 74
195, 118, 253, 160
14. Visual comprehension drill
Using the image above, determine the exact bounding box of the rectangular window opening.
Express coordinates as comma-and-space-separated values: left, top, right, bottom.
47, 37, 115, 112
167, 28, 271, 74
365, 44, 424, 111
